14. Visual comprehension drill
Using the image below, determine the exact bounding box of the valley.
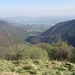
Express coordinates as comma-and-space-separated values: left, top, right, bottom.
0, 0, 75, 75
0, 18, 75, 75
26, 19, 75, 47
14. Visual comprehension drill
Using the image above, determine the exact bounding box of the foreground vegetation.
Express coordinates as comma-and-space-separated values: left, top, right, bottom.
0, 41, 75, 75
0, 59, 75, 75
0, 42, 75, 62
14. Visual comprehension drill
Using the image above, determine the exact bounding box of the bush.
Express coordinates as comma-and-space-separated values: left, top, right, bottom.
70, 48, 75, 63
36, 42, 73, 61
55, 46, 72, 60
30, 46, 49, 60
36, 43, 58, 60
3, 44, 49, 60
0, 42, 74, 63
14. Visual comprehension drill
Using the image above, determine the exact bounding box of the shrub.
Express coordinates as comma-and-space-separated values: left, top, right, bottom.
30, 46, 49, 60
70, 48, 75, 63
36, 42, 73, 61
36, 43, 58, 60
55, 46, 72, 60
4, 44, 49, 60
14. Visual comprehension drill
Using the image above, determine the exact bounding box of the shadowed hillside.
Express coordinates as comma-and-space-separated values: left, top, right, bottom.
26, 19, 75, 47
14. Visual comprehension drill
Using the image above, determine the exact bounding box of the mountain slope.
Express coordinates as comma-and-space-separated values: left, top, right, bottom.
26, 19, 75, 46
0, 21, 29, 47
41, 19, 75, 37
41, 19, 75, 46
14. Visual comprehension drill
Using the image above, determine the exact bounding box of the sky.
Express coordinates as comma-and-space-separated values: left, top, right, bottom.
0, 0, 75, 17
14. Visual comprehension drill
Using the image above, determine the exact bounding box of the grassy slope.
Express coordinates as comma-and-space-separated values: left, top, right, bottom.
0, 21, 29, 47
0, 32, 25, 47
0, 60, 75, 75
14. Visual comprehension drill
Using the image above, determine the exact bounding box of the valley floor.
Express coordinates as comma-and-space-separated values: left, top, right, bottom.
0, 60, 75, 75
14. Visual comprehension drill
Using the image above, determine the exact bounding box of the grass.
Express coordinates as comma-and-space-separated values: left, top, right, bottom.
0, 60, 75, 75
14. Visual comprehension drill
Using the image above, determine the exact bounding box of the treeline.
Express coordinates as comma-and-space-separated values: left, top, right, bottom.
0, 42, 75, 63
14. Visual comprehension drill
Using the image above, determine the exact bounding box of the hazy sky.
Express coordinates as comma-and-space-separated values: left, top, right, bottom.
0, 0, 75, 17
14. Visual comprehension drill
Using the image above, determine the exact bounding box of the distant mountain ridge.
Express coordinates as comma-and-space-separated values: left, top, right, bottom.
5, 16, 75, 25
26, 19, 75, 47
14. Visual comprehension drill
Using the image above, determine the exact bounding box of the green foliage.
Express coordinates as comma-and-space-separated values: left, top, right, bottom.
0, 60, 75, 75
3, 44, 49, 61
23, 66, 33, 70
0, 41, 75, 63
64, 63, 73, 71
36, 42, 74, 61
70, 48, 75, 63
36, 43, 58, 60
